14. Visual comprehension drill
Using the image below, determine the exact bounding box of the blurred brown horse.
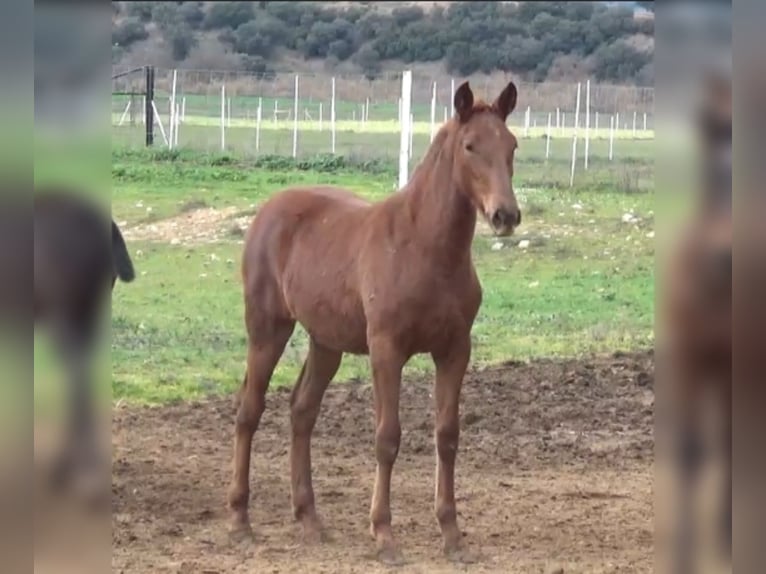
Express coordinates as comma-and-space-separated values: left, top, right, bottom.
228, 81, 521, 564
660, 70, 731, 572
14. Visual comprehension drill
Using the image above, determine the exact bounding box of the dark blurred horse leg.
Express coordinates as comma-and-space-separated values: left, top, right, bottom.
49, 313, 107, 507
673, 369, 705, 574
719, 379, 732, 561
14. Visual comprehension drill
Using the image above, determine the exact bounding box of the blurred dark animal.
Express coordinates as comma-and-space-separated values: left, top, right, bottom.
660, 69, 731, 572
34, 187, 135, 497
228, 81, 521, 564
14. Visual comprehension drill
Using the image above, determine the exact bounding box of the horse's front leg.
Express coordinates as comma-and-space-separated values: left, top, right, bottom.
367, 335, 407, 565
431, 335, 474, 562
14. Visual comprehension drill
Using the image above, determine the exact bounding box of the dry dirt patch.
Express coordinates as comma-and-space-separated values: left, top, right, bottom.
122, 206, 254, 246
113, 351, 654, 573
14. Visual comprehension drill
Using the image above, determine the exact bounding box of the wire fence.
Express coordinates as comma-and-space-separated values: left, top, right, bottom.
112, 67, 654, 190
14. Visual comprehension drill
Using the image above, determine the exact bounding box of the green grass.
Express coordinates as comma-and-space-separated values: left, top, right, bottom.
107, 146, 654, 405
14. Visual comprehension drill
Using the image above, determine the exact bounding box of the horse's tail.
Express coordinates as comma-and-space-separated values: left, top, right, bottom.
112, 220, 135, 283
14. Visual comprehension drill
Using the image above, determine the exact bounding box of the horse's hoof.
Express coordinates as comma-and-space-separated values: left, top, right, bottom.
445, 544, 478, 564
228, 523, 254, 545
377, 545, 406, 567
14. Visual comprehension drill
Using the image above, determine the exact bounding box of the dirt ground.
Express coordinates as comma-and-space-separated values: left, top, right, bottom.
112, 350, 654, 574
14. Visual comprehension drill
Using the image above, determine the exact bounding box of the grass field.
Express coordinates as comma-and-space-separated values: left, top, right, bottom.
97, 139, 655, 405
112, 119, 653, 189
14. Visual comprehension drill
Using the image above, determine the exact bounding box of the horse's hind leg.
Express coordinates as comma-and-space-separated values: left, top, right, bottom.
227, 318, 294, 541
290, 339, 342, 543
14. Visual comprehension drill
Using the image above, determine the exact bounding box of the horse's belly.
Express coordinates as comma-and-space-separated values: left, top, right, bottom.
283, 274, 369, 354
296, 301, 369, 354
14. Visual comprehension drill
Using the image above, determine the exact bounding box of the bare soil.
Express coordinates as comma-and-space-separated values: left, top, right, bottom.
121, 206, 252, 246
112, 350, 654, 573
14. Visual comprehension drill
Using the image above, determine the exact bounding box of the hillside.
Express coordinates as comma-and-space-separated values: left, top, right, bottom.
112, 1, 654, 86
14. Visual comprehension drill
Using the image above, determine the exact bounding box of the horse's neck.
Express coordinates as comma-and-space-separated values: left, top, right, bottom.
404, 147, 477, 262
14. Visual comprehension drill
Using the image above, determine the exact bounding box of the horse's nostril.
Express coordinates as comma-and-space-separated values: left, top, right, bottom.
516, 210, 522, 226
491, 210, 503, 228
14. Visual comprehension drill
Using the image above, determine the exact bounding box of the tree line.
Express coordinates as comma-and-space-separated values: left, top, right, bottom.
112, 1, 654, 86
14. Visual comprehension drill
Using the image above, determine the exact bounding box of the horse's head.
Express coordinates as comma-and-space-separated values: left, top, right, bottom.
451, 81, 521, 237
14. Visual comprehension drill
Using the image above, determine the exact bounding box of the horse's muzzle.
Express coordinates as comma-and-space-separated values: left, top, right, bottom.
489, 207, 521, 236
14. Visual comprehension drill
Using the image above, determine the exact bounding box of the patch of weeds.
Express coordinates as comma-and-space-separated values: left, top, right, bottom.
525, 202, 547, 217
179, 199, 208, 214
210, 155, 236, 166
551, 243, 580, 260
152, 149, 181, 162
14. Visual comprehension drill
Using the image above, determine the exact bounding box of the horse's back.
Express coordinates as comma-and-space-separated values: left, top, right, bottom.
244, 185, 371, 261
242, 185, 373, 350
254, 185, 371, 224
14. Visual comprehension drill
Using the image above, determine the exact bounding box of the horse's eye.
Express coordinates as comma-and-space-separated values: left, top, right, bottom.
465, 143, 474, 152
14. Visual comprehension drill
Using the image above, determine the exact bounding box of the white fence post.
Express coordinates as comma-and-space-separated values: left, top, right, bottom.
256, 97, 262, 153
220, 84, 225, 151
319, 102, 323, 132
556, 107, 560, 131
331, 77, 336, 154
169, 69, 177, 149
150, 101, 169, 147
292, 74, 299, 158
524, 106, 530, 137
632, 110, 637, 138
615, 112, 620, 136
430, 81, 437, 142
409, 113, 414, 160
450, 78, 455, 117
443, 106, 447, 123
643, 112, 647, 132
609, 115, 615, 161
569, 82, 581, 188
584, 79, 591, 170
545, 112, 551, 160
398, 70, 412, 188
174, 102, 180, 148
118, 100, 131, 127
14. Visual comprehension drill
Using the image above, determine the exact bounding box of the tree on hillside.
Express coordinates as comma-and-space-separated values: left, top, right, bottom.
113, 18, 148, 48
179, 2, 205, 29
126, 1, 154, 23
445, 42, 481, 76
166, 24, 198, 60
592, 39, 652, 83
112, 1, 655, 86
328, 39, 354, 61
353, 44, 381, 80
203, 2, 254, 30
233, 17, 286, 58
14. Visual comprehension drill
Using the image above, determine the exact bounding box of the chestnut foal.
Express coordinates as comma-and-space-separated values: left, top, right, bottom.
660, 70, 732, 572
227, 81, 522, 564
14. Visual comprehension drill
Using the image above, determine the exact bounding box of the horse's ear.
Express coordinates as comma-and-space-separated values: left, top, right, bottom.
453, 81, 474, 123
492, 81, 518, 121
